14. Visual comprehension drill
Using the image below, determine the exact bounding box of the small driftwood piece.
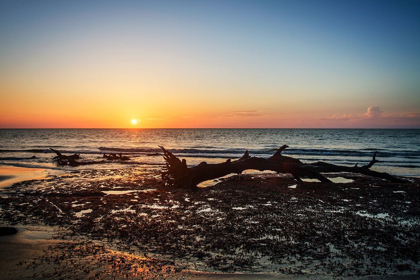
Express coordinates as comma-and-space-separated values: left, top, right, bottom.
160, 145, 405, 191
50, 149, 131, 166
103, 153, 130, 161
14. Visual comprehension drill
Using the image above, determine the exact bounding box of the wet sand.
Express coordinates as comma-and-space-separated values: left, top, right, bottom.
0, 225, 186, 279
0, 165, 47, 189
0, 225, 60, 280
1, 168, 419, 279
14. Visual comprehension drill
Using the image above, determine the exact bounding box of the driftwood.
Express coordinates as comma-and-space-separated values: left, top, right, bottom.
50, 148, 81, 166
50, 149, 131, 166
103, 153, 130, 160
160, 145, 405, 191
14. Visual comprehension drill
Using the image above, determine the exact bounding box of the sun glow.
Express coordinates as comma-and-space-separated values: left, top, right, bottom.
131, 119, 137, 125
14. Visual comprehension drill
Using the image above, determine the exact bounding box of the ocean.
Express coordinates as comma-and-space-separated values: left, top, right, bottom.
1, 128, 419, 177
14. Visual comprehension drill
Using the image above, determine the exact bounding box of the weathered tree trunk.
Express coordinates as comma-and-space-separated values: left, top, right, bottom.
160, 146, 405, 191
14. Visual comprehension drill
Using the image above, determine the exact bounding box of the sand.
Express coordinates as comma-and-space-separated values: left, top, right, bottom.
0, 225, 61, 280
1, 167, 420, 279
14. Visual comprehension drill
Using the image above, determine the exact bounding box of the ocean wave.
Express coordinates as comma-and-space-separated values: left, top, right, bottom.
0, 149, 104, 155
0, 156, 38, 161
99, 147, 161, 153
172, 147, 420, 159
2, 146, 419, 159
0, 149, 49, 153
0, 162, 63, 170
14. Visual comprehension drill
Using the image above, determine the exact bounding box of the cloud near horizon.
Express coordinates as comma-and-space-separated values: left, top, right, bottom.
365, 106, 383, 119
141, 108, 419, 128
320, 114, 352, 122
226, 110, 264, 118
321, 106, 420, 128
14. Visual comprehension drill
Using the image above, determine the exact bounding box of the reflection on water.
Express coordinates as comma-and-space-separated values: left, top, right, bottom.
329, 177, 354, 183
0, 165, 47, 189
356, 211, 390, 219
103, 189, 157, 195
302, 177, 354, 183
197, 173, 238, 188
198, 173, 354, 188
75, 209, 93, 218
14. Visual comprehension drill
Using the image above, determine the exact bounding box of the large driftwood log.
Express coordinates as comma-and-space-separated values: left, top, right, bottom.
160, 145, 405, 191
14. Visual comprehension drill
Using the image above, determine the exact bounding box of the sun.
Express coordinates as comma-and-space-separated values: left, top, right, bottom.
131, 119, 137, 125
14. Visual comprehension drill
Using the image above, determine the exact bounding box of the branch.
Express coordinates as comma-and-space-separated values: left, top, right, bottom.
363, 152, 379, 169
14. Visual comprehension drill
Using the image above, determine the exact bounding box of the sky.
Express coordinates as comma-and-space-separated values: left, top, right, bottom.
0, 0, 419, 128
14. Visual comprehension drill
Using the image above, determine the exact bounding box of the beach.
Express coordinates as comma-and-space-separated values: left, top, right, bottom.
1, 165, 420, 279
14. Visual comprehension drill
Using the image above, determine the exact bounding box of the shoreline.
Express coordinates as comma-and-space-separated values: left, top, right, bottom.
2, 226, 418, 280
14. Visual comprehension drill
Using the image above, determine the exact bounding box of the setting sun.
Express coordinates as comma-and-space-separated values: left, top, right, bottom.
131, 119, 137, 125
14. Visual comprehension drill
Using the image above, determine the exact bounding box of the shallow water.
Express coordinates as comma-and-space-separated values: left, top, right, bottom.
0, 165, 47, 189
103, 189, 156, 195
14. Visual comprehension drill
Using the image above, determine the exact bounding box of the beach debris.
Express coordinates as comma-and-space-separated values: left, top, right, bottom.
160, 145, 405, 191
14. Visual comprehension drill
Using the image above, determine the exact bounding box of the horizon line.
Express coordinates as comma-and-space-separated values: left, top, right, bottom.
1, 127, 419, 130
